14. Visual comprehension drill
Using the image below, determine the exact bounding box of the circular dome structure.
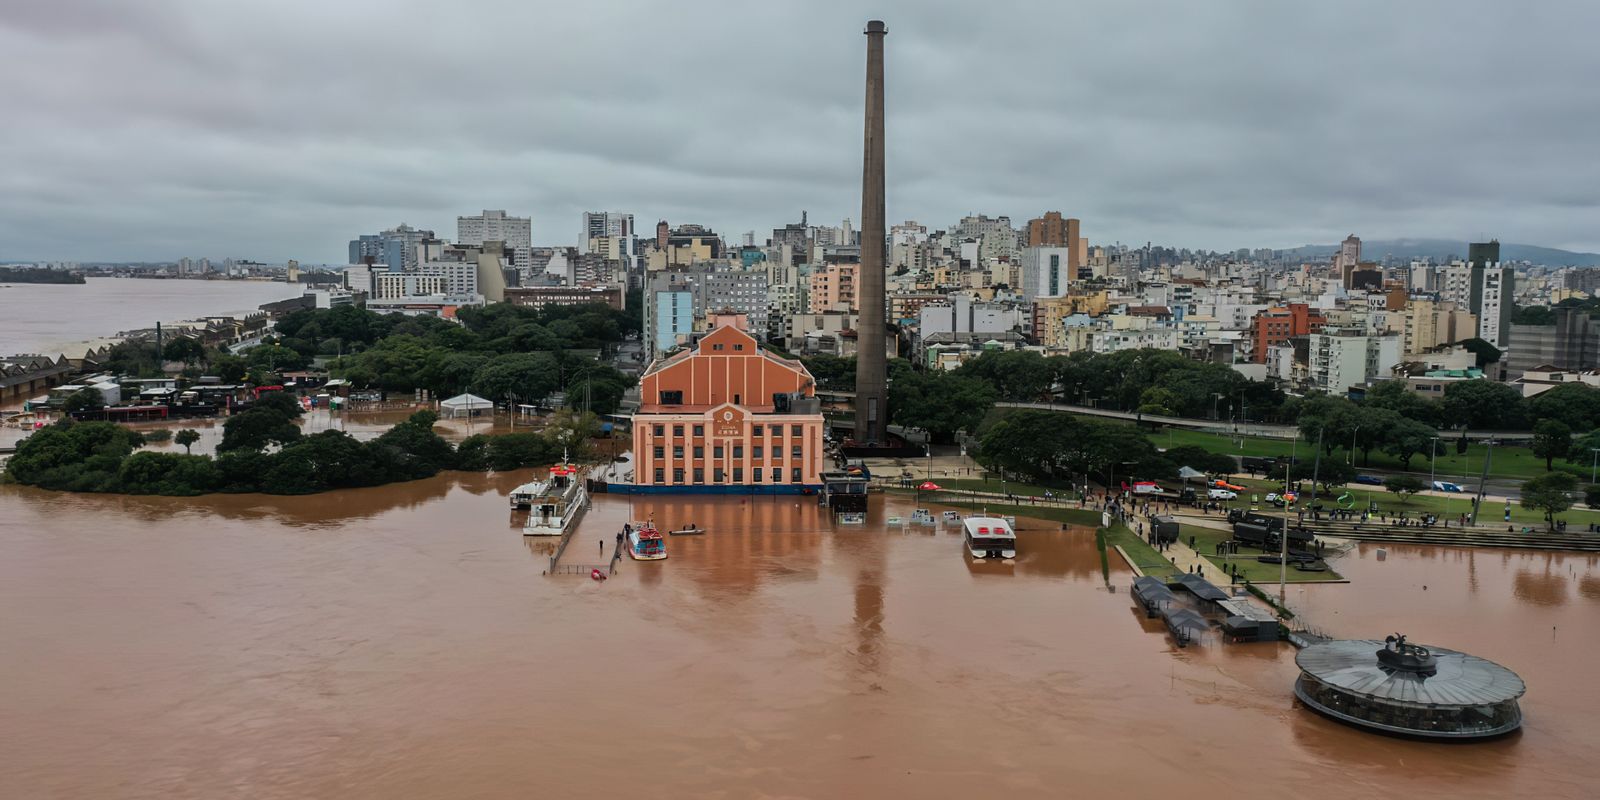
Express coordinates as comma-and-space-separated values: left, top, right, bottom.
1294, 636, 1525, 740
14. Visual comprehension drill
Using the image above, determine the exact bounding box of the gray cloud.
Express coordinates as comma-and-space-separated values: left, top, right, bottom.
2, 0, 1597, 262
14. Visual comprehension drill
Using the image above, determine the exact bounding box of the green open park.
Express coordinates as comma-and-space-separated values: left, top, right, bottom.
1151, 427, 1588, 483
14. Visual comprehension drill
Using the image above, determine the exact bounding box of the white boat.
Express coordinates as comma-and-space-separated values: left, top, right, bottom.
519, 462, 588, 537
837, 512, 866, 525
628, 523, 667, 561
941, 510, 961, 523
963, 516, 1017, 560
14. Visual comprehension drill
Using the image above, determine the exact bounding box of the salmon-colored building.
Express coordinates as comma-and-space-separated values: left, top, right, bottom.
630, 324, 826, 492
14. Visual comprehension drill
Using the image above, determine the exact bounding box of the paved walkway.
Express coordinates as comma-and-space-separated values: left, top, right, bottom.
1153, 536, 1234, 586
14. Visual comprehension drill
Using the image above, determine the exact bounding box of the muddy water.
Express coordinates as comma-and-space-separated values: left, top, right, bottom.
1, 480, 1596, 799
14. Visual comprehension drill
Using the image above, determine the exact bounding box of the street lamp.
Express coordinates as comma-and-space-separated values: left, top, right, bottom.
1348, 424, 1360, 465
1590, 448, 1600, 483
1211, 393, 1223, 421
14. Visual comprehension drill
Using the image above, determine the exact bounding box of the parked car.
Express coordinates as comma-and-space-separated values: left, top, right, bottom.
1355, 475, 1384, 486
1208, 488, 1238, 500
1432, 480, 1464, 493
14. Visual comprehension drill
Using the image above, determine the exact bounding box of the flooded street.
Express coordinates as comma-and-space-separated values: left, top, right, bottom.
2, 477, 1597, 798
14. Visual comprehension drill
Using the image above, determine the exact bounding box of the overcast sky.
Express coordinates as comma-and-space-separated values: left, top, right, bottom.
3, 0, 1597, 262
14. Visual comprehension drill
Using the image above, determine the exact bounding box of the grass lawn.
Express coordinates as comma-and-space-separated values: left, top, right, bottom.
1154, 427, 1585, 483
1180, 524, 1343, 583
1208, 480, 1600, 529
1104, 523, 1180, 578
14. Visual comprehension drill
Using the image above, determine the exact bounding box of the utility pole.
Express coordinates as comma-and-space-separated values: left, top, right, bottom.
1470, 440, 1495, 526
1280, 431, 1299, 599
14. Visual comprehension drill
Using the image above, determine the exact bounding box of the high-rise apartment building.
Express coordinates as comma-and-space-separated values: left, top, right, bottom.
1468, 240, 1514, 348
1309, 325, 1401, 392
808, 263, 859, 313
1019, 246, 1071, 301
1247, 303, 1327, 363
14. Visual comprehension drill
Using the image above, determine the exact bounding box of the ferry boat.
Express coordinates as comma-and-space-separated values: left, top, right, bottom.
517, 461, 589, 537
963, 516, 1017, 560
628, 523, 667, 561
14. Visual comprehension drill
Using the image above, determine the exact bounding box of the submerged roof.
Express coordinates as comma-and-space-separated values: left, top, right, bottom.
1296, 640, 1526, 707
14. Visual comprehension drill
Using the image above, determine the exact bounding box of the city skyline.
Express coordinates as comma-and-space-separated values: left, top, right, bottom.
3, 1, 1598, 262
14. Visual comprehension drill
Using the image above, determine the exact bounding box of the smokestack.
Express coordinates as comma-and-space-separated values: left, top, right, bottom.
853, 19, 888, 446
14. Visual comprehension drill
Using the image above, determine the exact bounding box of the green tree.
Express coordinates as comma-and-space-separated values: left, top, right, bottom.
1380, 417, 1439, 470
800, 355, 856, 391
974, 410, 1085, 483
1290, 458, 1357, 494
1528, 383, 1600, 431
4, 420, 144, 492
174, 429, 201, 455
1511, 305, 1556, 326
162, 337, 206, 365
957, 351, 1056, 402
1362, 379, 1440, 427
368, 411, 454, 480
212, 354, 248, 384
218, 393, 303, 452
1585, 484, 1600, 509
63, 387, 105, 414
244, 343, 309, 372
1521, 471, 1577, 528
470, 353, 561, 407
1383, 474, 1426, 502
1531, 419, 1573, 471
1442, 380, 1527, 430
888, 370, 996, 444
1460, 338, 1503, 368
116, 451, 219, 495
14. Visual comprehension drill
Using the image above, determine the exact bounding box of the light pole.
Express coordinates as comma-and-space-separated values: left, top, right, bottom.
1211, 393, 1223, 422
1590, 448, 1599, 483
1280, 431, 1299, 599
1348, 424, 1360, 465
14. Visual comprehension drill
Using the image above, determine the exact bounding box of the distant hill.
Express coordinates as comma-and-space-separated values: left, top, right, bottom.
1280, 238, 1600, 267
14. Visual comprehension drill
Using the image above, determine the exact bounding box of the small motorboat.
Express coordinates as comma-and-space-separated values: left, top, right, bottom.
668, 526, 706, 536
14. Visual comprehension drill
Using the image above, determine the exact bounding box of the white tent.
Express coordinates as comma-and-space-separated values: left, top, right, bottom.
440, 393, 493, 418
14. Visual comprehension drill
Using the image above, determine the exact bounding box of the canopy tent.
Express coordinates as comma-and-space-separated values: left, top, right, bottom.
440, 393, 493, 418
1176, 466, 1207, 481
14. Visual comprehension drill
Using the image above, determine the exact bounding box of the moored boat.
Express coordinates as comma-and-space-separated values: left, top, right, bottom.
668, 526, 706, 536
519, 461, 589, 537
962, 516, 1017, 560
628, 523, 668, 560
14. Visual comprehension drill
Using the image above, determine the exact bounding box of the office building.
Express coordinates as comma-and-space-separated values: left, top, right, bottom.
1505, 306, 1600, 378
457, 210, 531, 270
1468, 240, 1514, 348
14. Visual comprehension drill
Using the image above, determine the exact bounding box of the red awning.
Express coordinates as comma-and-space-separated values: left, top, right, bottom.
918, 481, 941, 491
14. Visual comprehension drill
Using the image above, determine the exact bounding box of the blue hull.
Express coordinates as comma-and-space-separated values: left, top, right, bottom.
592, 481, 822, 496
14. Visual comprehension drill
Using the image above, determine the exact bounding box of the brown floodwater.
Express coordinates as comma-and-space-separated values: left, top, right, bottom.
1, 477, 1597, 799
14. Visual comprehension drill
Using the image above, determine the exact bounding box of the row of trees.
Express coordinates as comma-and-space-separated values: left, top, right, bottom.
269, 303, 640, 414
971, 410, 1234, 487
809, 349, 1294, 428
5, 403, 600, 497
